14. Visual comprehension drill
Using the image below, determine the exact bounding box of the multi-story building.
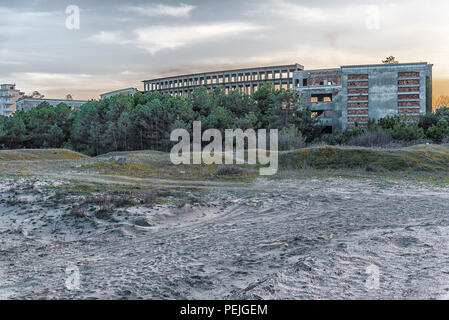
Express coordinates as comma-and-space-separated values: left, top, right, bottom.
0, 84, 24, 116
293, 62, 433, 132
142, 64, 304, 96
16, 97, 88, 112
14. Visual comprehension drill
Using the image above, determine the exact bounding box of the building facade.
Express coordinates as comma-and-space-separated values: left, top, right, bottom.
16, 98, 88, 112
0, 84, 25, 117
100, 87, 138, 100
143, 64, 304, 96
293, 62, 433, 132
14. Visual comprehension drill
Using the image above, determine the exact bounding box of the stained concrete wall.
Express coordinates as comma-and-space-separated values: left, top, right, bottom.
294, 62, 433, 133
342, 63, 432, 130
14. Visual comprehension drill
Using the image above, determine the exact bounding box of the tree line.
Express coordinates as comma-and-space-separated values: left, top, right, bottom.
3, 83, 449, 155
0, 84, 322, 156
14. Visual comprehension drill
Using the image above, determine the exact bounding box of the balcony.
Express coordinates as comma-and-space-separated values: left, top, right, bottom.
310, 101, 335, 111
317, 117, 332, 126
296, 84, 342, 92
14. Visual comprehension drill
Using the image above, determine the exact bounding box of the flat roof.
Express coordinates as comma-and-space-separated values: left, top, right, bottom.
142, 63, 304, 82
100, 87, 137, 96
297, 68, 342, 73
341, 62, 430, 69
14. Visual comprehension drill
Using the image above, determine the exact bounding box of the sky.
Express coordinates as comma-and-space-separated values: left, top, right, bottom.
1, 0, 449, 100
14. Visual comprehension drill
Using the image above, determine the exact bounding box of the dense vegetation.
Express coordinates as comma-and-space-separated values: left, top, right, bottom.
0, 84, 322, 155
1, 83, 449, 156
329, 107, 449, 147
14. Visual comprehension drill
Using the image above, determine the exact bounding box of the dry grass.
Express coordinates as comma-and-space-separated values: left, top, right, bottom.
215, 165, 246, 176
70, 205, 87, 218
279, 144, 449, 172
84, 194, 136, 208
0, 149, 88, 161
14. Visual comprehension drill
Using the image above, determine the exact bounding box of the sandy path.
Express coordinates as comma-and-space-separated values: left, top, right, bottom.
1, 177, 449, 299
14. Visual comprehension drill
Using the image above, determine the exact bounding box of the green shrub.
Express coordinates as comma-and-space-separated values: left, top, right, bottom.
426, 119, 449, 142
379, 116, 401, 130
278, 125, 306, 150
435, 107, 449, 118
390, 122, 425, 141
347, 130, 393, 147
418, 113, 439, 132
330, 125, 364, 145
216, 165, 245, 176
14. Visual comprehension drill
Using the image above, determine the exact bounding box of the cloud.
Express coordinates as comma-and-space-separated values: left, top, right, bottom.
0, 60, 25, 65
127, 3, 196, 18
135, 23, 262, 53
248, 0, 379, 26
90, 22, 263, 54
10, 71, 146, 100
0, 6, 54, 36
88, 31, 130, 45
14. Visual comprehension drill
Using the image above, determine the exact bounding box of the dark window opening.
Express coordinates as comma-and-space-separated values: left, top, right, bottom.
323, 126, 333, 134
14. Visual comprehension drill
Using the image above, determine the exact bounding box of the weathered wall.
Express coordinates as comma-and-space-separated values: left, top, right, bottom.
295, 62, 433, 132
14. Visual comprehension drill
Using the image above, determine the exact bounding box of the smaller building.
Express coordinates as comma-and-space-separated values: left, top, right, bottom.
100, 88, 138, 100
0, 84, 25, 116
16, 98, 88, 112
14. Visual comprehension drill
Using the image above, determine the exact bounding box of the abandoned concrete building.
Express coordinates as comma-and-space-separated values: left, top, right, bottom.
294, 62, 433, 132
142, 62, 432, 132
143, 64, 304, 96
